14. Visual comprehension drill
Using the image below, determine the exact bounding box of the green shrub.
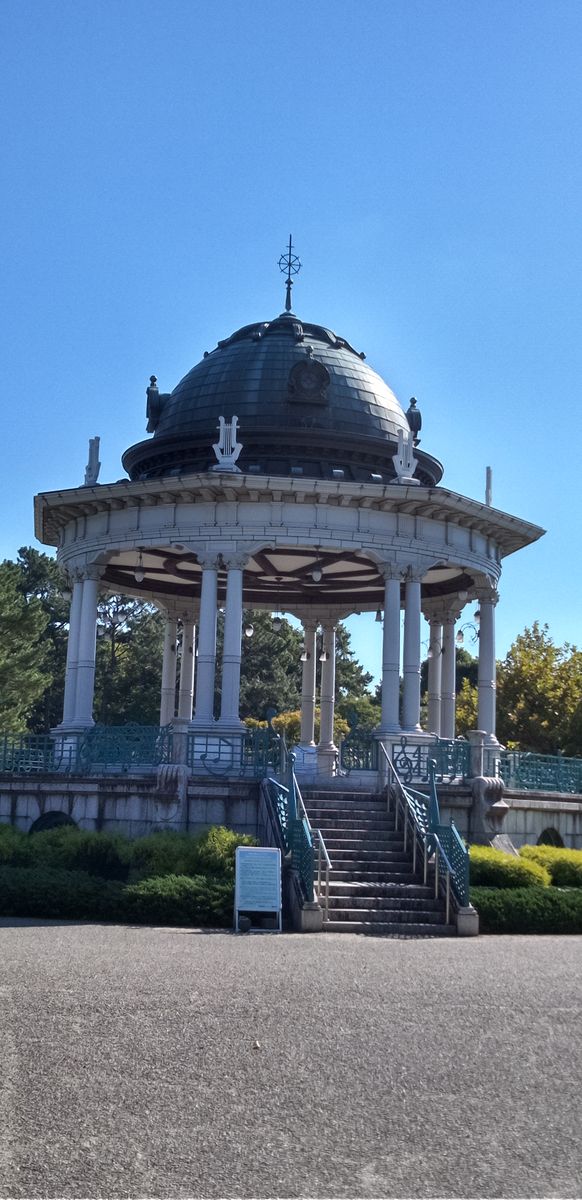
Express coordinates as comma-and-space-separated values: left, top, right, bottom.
129, 827, 256, 880
469, 845, 550, 888
471, 886, 582, 933
121, 873, 233, 926
0, 866, 122, 920
29, 827, 130, 880
520, 845, 582, 887
0, 824, 34, 866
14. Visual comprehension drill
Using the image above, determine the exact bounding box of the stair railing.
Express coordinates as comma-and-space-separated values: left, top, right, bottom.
289, 753, 333, 922
378, 742, 469, 921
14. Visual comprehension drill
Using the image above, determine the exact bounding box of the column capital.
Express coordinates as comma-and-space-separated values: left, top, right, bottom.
405, 565, 425, 584
301, 618, 318, 634
378, 562, 406, 582
320, 619, 338, 633
80, 565, 103, 583
221, 553, 248, 570
422, 607, 445, 627
196, 553, 220, 570
473, 584, 499, 606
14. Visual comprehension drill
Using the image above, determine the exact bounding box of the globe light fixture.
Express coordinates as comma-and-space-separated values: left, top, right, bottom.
244, 623, 254, 638
134, 549, 145, 584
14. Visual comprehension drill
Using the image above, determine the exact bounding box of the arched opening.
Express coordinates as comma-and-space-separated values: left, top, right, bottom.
537, 828, 564, 848
29, 812, 77, 835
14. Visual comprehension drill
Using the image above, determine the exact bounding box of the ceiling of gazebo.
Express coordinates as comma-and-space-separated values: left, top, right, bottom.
101, 545, 476, 611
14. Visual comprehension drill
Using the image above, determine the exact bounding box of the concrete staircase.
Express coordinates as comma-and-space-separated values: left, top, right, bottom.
302, 787, 456, 937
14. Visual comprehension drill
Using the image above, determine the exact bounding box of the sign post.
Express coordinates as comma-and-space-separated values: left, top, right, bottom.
234, 846, 282, 932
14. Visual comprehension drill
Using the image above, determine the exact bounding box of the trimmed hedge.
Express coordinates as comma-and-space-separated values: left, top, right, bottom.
0, 866, 122, 920
0, 866, 233, 926
29, 827, 131, 880
469, 845, 550, 889
122, 873, 233, 926
471, 886, 582, 934
519, 845, 582, 888
129, 826, 256, 881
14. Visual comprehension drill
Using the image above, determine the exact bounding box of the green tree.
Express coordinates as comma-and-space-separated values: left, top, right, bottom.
94, 596, 164, 725
14, 547, 69, 732
456, 677, 478, 736
237, 613, 303, 720
0, 560, 50, 733
496, 623, 582, 754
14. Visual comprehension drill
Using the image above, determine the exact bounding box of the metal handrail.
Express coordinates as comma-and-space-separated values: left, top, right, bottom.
292, 764, 333, 921
378, 741, 465, 923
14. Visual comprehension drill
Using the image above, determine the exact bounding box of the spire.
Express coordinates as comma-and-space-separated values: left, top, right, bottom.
278, 234, 301, 312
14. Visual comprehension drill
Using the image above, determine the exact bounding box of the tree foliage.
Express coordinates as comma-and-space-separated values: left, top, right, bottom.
496, 623, 582, 755
0, 559, 50, 733
14, 547, 69, 732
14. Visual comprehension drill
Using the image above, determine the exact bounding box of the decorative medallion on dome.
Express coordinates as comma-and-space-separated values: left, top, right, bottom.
287, 358, 330, 405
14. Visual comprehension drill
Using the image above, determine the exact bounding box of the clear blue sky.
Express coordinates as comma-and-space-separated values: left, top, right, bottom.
2, 0, 581, 683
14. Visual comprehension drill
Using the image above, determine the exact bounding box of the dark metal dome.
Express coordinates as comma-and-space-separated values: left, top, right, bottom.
122, 312, 443, 485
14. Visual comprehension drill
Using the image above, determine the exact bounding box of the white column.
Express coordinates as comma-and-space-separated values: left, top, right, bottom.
402, 575, 422, 732
192, 557, 218, 725
299, 619, 317, 747
441, 617, 457, 739
218, 556, 246, 728
426, 620, 443, 735
74, 571, 100, 728
477, 589, 499, 744
318, 623, 337, 749
378, 570, 402, 733
160, 616, 178, 726
177, 618, 196, 721
60, 577, 84, 726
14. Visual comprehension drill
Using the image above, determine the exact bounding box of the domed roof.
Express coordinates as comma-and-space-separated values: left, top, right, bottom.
122, 311, 443, 485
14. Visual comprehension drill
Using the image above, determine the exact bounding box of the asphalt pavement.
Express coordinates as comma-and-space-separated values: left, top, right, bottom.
0, 921, 580, 1199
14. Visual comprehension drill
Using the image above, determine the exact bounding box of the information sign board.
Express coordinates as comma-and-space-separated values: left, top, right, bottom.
235, 846, 282, 932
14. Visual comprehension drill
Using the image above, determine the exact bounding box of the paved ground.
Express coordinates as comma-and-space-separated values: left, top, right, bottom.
0, 923, 581, 1200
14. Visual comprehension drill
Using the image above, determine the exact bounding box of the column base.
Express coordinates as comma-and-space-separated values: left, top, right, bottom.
293, 744, 318, 781
52, 720, 95, 735
215, 718, 247, 735
316, 745, 338, 777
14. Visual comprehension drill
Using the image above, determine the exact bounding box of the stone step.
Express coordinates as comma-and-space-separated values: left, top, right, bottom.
320, 836, 404, 851
328, 906, 447, 925
304, 797, 387, 811
319, 830, 400, 840
323, 919, 456, 937
321, 849, 408, 859
307, 815, 395, 830
330, 868, 420, 884
325, 894, 443, 912
326, 881, 435, 899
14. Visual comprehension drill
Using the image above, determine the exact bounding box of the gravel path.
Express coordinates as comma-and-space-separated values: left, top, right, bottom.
0, 922, 580, 1199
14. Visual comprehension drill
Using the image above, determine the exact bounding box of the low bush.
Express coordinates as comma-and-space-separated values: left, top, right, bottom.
469, 845, 550, 889
129, 827, 256, 880
29, 827, 131, 880
120, 873, 233, 926
471, 886, 582, 934
0, 866, 122, 920
519, 845, 582, 887
0, 825, 34, 867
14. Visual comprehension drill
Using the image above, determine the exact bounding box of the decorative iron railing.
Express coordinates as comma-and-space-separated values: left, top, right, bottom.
390, 736, 471, 784
79, 724, 173, 772
186, 728, 283, 778
0, 733, 78, 774
495, 750, 582, 795
340, 729, 379, 772
379, 745, 470, 915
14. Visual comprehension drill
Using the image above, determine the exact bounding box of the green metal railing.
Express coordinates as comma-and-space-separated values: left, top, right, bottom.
186, 728, 283, 778
340, 729, 379, 772
495, 751, 582, 795
79, 724, 173, 772
0, 734, 77, 774
380, 745, 470, 913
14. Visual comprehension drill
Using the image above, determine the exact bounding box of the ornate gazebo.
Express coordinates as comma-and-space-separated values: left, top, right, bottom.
35, 264, 544, 780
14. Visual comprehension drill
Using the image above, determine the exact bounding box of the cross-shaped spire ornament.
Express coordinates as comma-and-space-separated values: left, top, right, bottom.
278, 234, 301, 312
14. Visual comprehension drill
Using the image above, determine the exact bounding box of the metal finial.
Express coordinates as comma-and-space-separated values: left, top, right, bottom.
278, 234, 301, 312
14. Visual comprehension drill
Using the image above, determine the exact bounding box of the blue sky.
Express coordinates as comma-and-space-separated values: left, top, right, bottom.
2, 0, 581, 682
